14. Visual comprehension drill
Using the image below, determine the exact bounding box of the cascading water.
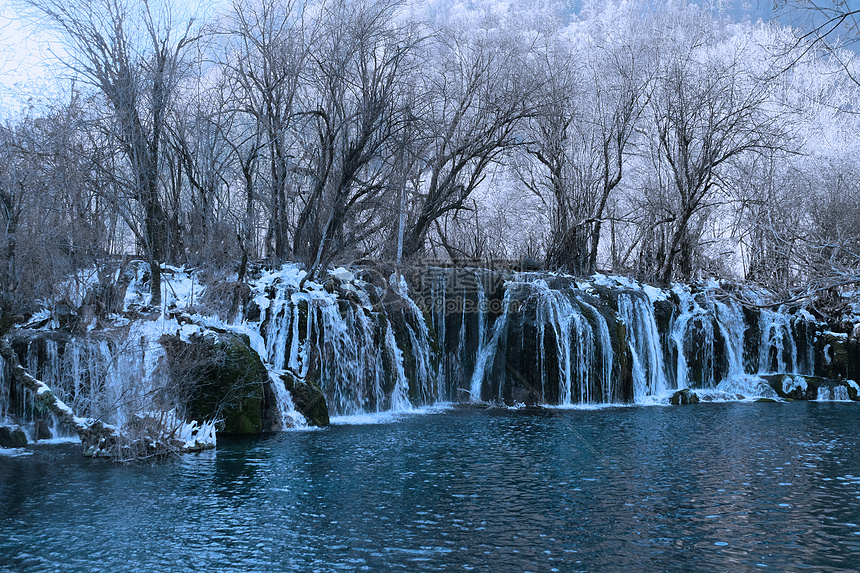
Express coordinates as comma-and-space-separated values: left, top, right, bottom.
618, 292, 669, 400
670, 287, 717, 389
0, 320, 221, 443
714, 299, 747, 380
2, 264, 842, 444
758, 306, 810, 375
246, 266, 440, 417
464, 276, 616, 405
267, 370, 309, 429
470, 288, 508, 401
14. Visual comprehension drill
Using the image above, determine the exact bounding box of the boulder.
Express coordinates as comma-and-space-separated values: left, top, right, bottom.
0, 426, 28, 448
280, 370, 329, 427
669, 388, 700, 405
161, 331, 267, 434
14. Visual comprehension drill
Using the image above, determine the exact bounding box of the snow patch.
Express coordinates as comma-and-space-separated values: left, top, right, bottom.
783, 375, 808, 395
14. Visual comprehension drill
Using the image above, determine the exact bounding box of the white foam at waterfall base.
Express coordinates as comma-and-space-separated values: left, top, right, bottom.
551, 402, 632, 411
715, 375, 779, 400
0, 447, 32, 457
330, 403, 452, 426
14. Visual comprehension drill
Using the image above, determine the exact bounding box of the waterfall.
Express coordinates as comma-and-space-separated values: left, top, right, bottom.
759, 307, 799, 374
0, 321, 198, 441
714, 299, 746, 379
384, 322, 412, 411
2, 265, 838, 439
470, 285, 514, 401
535, 284, 578, 404
247, 266, 441, 417
618, 292, 668, 400
267, 370, 309, 429
465, 276, 616, 405
816, 385, 850, 401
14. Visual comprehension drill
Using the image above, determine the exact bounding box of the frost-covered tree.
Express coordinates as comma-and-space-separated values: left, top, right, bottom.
638, 8, 783, 284
19, 0, 203, 306
220, 0, 312, 265
292, 0, 418, 279
398, 4, 542, 259
519, 0, 652, 275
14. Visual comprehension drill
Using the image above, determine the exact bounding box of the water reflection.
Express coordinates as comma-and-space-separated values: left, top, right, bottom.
2, 403, 860, 572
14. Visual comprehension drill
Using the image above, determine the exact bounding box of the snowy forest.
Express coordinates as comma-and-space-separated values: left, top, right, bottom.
0, 0, 856, 311
1, 0, 860, 459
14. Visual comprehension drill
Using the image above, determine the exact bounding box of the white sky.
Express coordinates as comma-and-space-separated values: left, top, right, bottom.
0, 0, 67, 113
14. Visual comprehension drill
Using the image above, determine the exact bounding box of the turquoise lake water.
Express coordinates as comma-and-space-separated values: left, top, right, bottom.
2, 402, 860, 572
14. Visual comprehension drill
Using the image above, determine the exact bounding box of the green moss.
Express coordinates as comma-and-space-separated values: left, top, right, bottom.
162, 331, 267, 434
34, 390, 55, 415
0, 427, 27, 448
281, 370, 329, 427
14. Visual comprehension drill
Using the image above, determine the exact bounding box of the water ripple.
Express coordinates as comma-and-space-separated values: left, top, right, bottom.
2, 403, 860, 572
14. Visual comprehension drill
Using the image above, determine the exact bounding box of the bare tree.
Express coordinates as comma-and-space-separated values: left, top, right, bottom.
399, 24, 539, 260
0, 123, 26, 313
777, 1, 860, 45
167, 68, 238, 268
520, 15, 650, 276
291, 0, 418, 279
220, 0, 313, 265
644, 16, 782, 284
19, 0, 203, 306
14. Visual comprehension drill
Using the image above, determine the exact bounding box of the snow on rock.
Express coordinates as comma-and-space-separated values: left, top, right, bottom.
330, 267, 355, 282
123, 263, 207, 312
783, 375, 809, 396
716, 376, 780, 400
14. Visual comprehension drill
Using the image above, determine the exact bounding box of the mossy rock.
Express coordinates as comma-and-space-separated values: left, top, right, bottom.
669, 388, 700, 405
0, 426, 28, 448
817, 333, 850, 380
162, 331, 266, 434
280, 370, 329, 427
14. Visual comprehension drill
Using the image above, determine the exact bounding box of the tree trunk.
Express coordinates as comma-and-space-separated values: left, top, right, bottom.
0, 191, 17, 311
